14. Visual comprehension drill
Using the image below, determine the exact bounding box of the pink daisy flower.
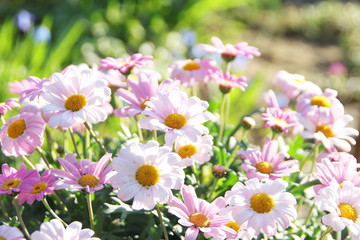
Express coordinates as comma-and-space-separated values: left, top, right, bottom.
0, 164, 38, 195
273, 70, 321, 99
99, 53, 153, 75
169, 58, 218, 87
200, 36, 261, 61
51, 153, 113, 194
225, 178, 297, 237
174, 135, 213, 168
0, 98, 20, 115
312, 158, 360, 194
210, 71, 247, 93
316, 148, 357, 163
296, 88, 344, 124
17, 169, 56, 205
20, 76, 49, 103
110, 141, 185, 210
315, 180, 360, 239
239, 138, 298, 181
139, 88, 211, 145
0, 112, 45, 157
300, 115, 359, 152
40, 68, 111, 129
168, 185, 237, 240
30, 219, 100, 240
0, 225, 25, 240
262, 107, 299, 134
8, 79, 35, 95
114, 74, 179, 117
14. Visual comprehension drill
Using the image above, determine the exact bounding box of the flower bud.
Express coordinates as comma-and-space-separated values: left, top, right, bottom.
242, 117, 255, 130
212, 164, 226, 178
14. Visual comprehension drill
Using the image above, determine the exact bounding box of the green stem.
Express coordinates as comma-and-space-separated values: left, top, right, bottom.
134, 116, 144, 143
36, 147, 53, 169
320, 226, 333, 240
0, 115, 5, 124
52, 192, 68, 212
225, 144, 241, 169
218, 93, 229, 145
42, 198, 68, 227
0, 195, 9, 218
153, 130, 157, 141
191, 164, 200, 185
304, 203, 315, 226
69, 128, 81, 158
86, 193, 95, 231
14, 198, 31, 239
21, 156, 36, 170
155, 205, 169, 240
336, 230, 342, 240
207, 178, 219, 200
84, 122, 108, 154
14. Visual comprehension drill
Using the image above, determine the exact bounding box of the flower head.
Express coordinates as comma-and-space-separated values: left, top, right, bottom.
139, 88, 211, 145
210, 71, 247, 93
262, 107, 299, 134
20, 76, 49, 103
30, 219, 100, 240
315, 180, 360, 239
110, 141, 185, 210
175, 135, 213, 168
0, 98, 20, 115
8, 79, 35, 95
169, 58, 218, 87
0, 164, 38, 195
239, 138, 298, 181
17, 169, 56, 205
225, 178, 297, 237
52, 153, 113, 194
0, 224, 25, 240
168, 185, 237, 240
0, 113, 45, 157
41, 68, 111, 129
99, 53, 153, 74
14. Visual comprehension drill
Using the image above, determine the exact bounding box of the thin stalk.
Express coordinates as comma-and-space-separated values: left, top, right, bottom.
207, 178, 219, 200
84, 122, 108, 154
21, 156, 36, 170
14, 198, 31, 239
0, 196, 9, 218
320, 226, 333, 240
68, 128, 81, 158
134, 116, 144, 143
155, 204, 169, 240
304, 203, 315, 226
86, 193, 95, 231
218, 93, 227, 144
36, 147, 53, 169
42, 198, 68, 227
52, 192, 68, 212
336, 230, 341, 240
191, 164, 200, 185
225, 144, 241, 169
1, 115, 6, 124
153, 130, 157, 141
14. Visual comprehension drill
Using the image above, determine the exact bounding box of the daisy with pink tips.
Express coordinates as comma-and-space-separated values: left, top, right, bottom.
20, 76, 49, 103
139, 88, 212, 145
225, 178, 297, 237
168, 185, 237, 240
30, 219, 100, 240
200, 36, 261, 60
8, 79, 35, 95
40, 68, 111, 129
315, 180, 360, 239
17, 169, 56, 205
110, 141, 185, 210
296, 88, 344, 124
316, 147, 357, 163
0, 112, 45, 157
51, 153, 113, 194
0, 164, 38, 195
174, 135, 213, 168
262, 107, 299, 134
169, 58, 218, 87
300, 114, 359, 152
0, 225, 25, 240
99, 53, 153, 75
239, 138, 298, 181
114, 73, 179, 117
210, 71, 248, 93
312, 158, 360, 194
0, 98, 20, 115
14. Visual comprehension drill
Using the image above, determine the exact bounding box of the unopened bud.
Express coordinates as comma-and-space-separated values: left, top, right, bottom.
221, 53, 236, 63
219, 85, 232, 94
242, 117, 255, 130
212, 164, 227, 178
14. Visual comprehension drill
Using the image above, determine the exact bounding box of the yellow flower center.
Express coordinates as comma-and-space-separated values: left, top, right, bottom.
30, 182, 47, 194
225, 221, 240, 233
64, 94, 87, 112
294, 77, 305, 84
250, 193, 274, 214
77, 174, 100, 188
273, 118, 288, 127
339, 203, 358, 222
136, 164, 160, 187
178, 144, 197, 159
316, 125, 334, 138
183, 61, 201, 71
7, 119, 26, 139
164, 113, 187, 129
339, 182, 343, 188
311, 96, 332, 108
0, 236, 6, 240
255, 162, 274, 174
1, 179, 21, 190
189, 212, 211, 228
140, 99, 150, 111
